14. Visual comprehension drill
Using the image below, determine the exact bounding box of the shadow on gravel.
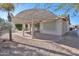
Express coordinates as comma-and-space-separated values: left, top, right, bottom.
12, 41, 72, 56
0, 40, 46, 56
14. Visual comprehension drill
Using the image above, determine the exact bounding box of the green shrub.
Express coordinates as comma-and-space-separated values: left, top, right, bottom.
15, 24, 28, 31
15, 24, 22, 31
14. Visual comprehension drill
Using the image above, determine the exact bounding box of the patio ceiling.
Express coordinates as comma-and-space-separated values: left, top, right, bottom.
12, 9, 61, 24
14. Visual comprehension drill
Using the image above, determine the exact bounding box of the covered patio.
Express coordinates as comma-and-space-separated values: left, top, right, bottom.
12, 9, 65, 39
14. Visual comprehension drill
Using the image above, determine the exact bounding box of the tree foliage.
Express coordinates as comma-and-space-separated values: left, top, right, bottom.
54, 3, 79, 16
0, 3, 15, 12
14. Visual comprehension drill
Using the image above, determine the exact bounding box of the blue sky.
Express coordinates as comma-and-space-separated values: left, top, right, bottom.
0, 3, 79, 25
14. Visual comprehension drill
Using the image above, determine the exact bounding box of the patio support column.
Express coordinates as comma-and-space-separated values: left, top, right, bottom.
22, 24, 25, 36
31, 19, 34, 39
30, 24, 31, 33
28, 24, 31, 32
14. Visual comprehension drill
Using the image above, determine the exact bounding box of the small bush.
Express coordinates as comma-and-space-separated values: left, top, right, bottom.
15, 24, 22, 31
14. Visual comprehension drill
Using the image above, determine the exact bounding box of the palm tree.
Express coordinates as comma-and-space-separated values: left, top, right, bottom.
0, 3, 15, 41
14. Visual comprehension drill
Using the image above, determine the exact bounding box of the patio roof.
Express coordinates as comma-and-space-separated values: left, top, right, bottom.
12, 9, 61, 24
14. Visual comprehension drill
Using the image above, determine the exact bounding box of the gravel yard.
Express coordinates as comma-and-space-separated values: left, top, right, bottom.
0, 30, 79, 56
0, 40, 51, 56
0, 39, 65, 56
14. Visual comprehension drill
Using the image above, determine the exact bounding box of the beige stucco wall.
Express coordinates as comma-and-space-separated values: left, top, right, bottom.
40, 19, 69, 36
56, 19, 63, 35
40, 19, 63, 36
62, 20, 69, 35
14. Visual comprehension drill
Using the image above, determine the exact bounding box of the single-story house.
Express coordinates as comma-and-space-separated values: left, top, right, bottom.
12, 9, 70, 38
